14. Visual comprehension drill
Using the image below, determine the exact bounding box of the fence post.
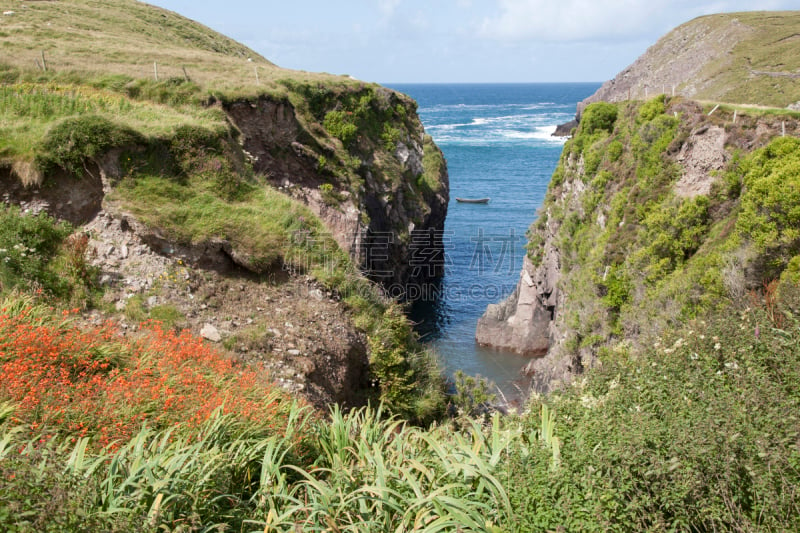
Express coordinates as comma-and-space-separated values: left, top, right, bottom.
153, 61, 159, 81
40, 51, 47, 72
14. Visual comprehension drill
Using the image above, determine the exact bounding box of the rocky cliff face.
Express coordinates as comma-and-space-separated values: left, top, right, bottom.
478, 95, 800, 393
224, 91, 449, 294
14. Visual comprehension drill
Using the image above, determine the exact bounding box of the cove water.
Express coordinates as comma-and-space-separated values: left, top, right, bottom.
386, 83, 600, 399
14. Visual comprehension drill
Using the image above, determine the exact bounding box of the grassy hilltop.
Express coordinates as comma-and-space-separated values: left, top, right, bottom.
583, 11, 800, 110
0, 0, 347, 89
0, 3, 799, 531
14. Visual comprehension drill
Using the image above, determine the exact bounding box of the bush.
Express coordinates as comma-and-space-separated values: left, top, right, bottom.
0, 206, 72, 297
37, 114, 144, 175
580, 102, 618, 135
736, 136, 800, 260
323, 110, 358, 147
637, 94, 666, 123
606, 140, 624, 162
509, 293, 800, 532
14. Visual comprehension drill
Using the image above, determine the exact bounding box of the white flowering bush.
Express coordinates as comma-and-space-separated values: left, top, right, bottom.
0, 205, 71, 296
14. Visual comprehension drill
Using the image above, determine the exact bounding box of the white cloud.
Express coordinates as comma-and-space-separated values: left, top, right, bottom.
479, 0, 674, 41
379, 0, 403, 16
478, 0, 799, 42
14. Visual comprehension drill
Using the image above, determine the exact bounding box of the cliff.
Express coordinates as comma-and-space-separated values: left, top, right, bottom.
479, 95, 800, 391
485, 10, 800, 392
576, 11, 800, 117
0, 0, 447, 418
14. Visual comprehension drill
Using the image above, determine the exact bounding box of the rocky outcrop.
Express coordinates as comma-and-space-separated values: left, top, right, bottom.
552, 120, 578, 138
476, 256, 553, 356
225, 95, 449, 295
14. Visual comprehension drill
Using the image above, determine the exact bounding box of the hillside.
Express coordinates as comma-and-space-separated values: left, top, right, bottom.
1, 0, 277, 87
578, 11, 800, 114
0, 0, 450, 418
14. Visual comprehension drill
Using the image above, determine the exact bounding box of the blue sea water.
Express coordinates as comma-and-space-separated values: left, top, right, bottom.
386, 83, 601, 397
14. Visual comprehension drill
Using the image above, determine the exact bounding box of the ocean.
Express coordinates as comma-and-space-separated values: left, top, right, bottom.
386, 83, 601, 397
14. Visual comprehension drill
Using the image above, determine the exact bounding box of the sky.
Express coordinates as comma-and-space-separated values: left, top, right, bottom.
149, 1, 798, 83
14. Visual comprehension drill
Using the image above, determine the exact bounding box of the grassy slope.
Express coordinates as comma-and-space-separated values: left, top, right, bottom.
586, 11, 800, 109
0, 0, 354, 90
693, 11, 800, 106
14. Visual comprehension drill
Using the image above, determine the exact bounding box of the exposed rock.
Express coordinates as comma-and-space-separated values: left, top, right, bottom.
0, 166, 103, 225
394, 141, 424, 176
224, 94, 449, 296
674, 125, 727, 198
200, 324, 221, 343
476, 257, 552, 356
552, 120, 578, 137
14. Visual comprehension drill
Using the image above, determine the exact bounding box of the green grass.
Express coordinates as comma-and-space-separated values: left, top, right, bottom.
114, 173, 335, 272
683, 12, 800, 107
0, 82, 227, 170
420, 134, 446, 193
0, 398, 516, 531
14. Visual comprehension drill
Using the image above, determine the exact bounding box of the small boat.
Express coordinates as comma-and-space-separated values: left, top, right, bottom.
455, 197, 490, 204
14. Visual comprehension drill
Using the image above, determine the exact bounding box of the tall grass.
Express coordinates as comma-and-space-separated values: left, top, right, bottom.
0, 83, 226, 164
0, 402, 529, 531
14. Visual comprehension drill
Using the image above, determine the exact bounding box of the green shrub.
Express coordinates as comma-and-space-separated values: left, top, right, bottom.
509, 296, 800, 532
736, 137, 800, 259
581, 102, 618, 135
451, 370, 496, 416
642, 195, 710, 273
600, 265, 630, 312
37, 114, 144, 175
637, 94, 666, 123
380, 122, 402, 151
0, 206, 72, 297
323, 110, 358, 147
606, 139, 624, 162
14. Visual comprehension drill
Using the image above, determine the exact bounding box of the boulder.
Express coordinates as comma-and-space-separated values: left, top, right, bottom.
200, 323, 221, 343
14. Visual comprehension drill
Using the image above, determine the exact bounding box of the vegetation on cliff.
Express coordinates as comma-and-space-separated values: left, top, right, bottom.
537, 95, 800, 358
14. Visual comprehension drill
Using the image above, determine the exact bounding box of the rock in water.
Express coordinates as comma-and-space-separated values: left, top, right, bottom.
552, 120, 578, 137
